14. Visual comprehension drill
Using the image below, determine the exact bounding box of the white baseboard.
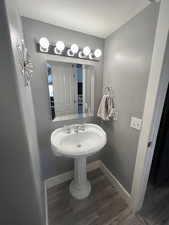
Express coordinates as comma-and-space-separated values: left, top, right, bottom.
45, 160, 101, 189
100, 161, 132, 207
44, 160, 132, 204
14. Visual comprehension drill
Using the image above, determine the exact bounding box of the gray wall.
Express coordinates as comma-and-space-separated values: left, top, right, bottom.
22, 17, 104, 179
0, 0, 43, 225
102, 3, 160, 193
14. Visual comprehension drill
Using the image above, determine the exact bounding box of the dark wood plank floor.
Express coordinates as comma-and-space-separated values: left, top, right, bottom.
139, 183, 169, 225
47, 169, 169, 225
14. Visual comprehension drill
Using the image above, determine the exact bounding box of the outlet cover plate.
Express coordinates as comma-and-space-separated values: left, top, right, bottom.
130, 117, 142, 130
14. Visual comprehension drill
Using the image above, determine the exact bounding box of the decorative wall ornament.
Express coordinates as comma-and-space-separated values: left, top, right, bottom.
16, 39, 33, 86
23, 47, 33, 86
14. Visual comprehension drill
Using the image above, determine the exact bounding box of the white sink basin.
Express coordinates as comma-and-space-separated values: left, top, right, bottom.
51, 123, 107, 200
51, 123, 106, 157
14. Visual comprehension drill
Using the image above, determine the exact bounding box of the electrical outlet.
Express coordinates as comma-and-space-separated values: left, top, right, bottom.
130, 117, 142, 130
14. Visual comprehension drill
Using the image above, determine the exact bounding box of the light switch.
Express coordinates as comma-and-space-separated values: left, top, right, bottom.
130, 117, 142, 130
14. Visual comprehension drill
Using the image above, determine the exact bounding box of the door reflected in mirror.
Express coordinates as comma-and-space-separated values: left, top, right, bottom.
47, 61, 95, 121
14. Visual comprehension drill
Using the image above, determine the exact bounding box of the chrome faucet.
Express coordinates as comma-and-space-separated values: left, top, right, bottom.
73, 124, 85, 133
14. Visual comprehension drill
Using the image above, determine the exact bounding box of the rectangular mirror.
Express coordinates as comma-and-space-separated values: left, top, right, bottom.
47, 61, 95, 121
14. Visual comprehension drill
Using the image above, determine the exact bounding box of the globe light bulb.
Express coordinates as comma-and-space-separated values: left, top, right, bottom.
56, 41, 65, 52
78, 51, 84, 58
83, 46, 91, 56
89, 52, 95, 60
39, 37, 49, 51
67, 49, 74, 57
71, 44, 79, 54
94, 49, 102, 58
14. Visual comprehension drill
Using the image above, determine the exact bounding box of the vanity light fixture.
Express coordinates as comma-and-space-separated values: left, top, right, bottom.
38, 37, 102, 61
54, 41, 65, 54
94, 49, 102, 58
39, 37, 49, 52
83, 46, 91, 56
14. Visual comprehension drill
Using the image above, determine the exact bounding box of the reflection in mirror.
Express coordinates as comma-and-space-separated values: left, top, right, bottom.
47, 61, 95, 121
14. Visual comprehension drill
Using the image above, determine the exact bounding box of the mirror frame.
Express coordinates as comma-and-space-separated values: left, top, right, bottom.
45, 54, 97, 122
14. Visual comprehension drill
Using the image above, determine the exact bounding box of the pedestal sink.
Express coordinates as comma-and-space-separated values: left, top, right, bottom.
51, 123, 107, 200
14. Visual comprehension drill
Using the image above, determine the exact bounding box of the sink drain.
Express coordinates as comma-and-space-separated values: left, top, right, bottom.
77, 144, 82, 148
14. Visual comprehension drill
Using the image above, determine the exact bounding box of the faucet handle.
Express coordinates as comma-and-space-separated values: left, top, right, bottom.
73, 125, 79, 133
79, 124, 85, 131
72, 124, 85, 133
64, 125, 71, 134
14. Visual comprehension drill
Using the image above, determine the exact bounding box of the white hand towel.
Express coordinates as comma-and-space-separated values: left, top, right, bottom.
97, 95, 114, 120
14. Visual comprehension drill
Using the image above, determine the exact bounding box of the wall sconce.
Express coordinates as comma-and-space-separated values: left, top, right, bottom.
37, 38, 102, 61
39, 37, 49, 52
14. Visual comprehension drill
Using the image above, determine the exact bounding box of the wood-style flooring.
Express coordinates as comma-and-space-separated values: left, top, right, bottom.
139, 183, 169, 225
47, 169, 169, 225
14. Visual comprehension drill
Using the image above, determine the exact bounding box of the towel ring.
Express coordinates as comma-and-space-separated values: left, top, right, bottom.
104, 86, 113, 95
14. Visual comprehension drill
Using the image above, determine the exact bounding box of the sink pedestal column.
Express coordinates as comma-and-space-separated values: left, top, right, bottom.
69, 157, 91, 200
